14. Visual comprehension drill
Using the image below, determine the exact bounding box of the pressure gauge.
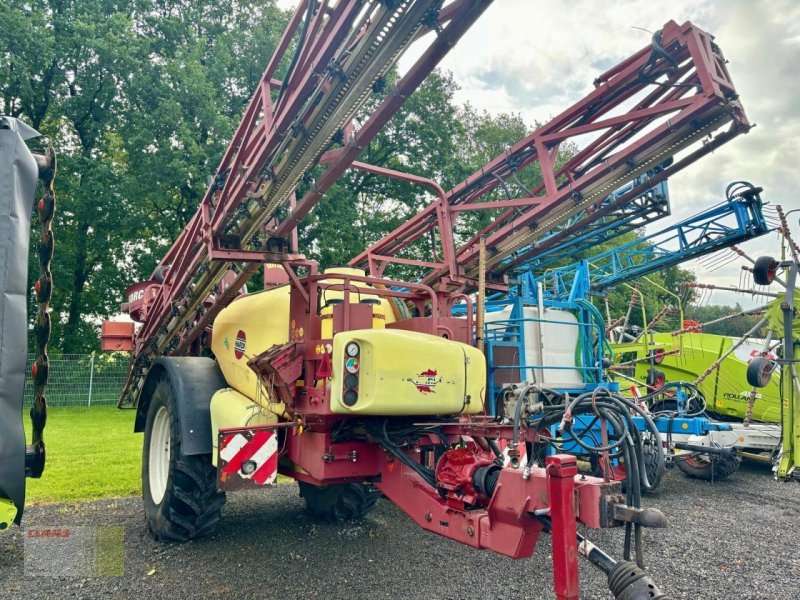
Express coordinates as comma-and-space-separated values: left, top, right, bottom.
345, 342, 360, 357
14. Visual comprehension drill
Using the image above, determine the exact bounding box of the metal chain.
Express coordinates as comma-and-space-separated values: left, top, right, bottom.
27, 146, 56, 478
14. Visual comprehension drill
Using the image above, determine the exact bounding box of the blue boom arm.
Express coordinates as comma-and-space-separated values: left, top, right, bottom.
504, 176, 670, 275
520, 186, 769, 302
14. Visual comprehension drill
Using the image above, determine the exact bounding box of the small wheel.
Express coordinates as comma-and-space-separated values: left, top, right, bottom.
649, 397, 704, 417
648, 348, 666, 365
676, 449, 741, 481
752, 256, 778, 286
590, 454, 626, 481
640, 441, 665, 490
649, 398, 678, 415
298, 481, 380, 521
142, 378, 226, 542
590, 442, 664, 492
746, 357, 774, 388
153, 265, 169, 283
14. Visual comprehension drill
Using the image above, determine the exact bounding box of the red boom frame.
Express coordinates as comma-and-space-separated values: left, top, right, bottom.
119, 0, 493, 405
349, 20, 749, 289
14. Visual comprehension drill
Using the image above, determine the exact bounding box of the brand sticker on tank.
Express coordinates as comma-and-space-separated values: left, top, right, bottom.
407, 369, 442, 394
234, 330, 247, 359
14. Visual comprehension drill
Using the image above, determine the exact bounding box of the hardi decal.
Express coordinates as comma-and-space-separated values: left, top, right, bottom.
407, 369, 442, 394
234, 330, 247, 359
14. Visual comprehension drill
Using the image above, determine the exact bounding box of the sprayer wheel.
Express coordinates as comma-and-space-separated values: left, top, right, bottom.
746, 357, 774, 388
142, 379, 225, 542
298, 481, 380, 521
677, 450, 741, 481
752, 256, 778, 286
590, 441, 664, 492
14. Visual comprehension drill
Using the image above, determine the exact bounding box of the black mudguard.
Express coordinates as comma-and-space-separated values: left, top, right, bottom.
134, 357, 227, 456
0, 117, 42, 524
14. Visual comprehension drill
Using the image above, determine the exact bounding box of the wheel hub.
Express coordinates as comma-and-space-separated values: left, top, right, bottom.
149, 406, 171, 504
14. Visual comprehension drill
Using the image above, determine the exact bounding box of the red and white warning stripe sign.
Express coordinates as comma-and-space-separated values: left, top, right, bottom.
219, 429, 278, 486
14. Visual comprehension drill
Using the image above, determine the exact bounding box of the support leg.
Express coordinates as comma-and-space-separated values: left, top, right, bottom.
546, 454, 579, 600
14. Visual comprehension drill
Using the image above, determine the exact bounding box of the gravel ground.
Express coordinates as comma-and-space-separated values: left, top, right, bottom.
1, 460, 798, 599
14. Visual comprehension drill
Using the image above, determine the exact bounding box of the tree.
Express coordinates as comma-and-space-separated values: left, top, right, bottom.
121, 0, 287, 244
0, 0, 287, 352
685, 303, 764, 337
1, 0, 145, 352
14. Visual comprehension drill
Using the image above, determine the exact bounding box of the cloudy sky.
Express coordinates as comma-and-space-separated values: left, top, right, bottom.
279, 1, 800, 308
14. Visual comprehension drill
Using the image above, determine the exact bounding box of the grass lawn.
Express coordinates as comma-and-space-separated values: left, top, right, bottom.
24, 407, 142, 504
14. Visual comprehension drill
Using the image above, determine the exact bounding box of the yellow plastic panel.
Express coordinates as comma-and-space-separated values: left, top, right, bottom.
212, 269, 398, 404
210, 387, 280, 466
317, 267, 396, 326
330, 329, 485, 415
212, 286, 291, 402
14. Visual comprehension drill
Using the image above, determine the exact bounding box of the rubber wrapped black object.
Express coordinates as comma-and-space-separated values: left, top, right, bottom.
608, 561, 668, 600
746, 356, 774, 388
752, 255, 778, 286
298, 481, 379, 521
472, 465, 500, 497
0, 117, 42, 524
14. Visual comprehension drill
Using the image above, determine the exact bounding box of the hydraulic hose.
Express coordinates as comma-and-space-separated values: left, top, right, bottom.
512, 384, 536, 447
539, 388, 665, 493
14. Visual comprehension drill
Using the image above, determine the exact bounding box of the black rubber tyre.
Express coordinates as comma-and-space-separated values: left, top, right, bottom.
752, 256, 778, 286
153, 264, 169, 283
590, 441, 664, 492
649, 397, 704, 417
640, 441, 665, 489
676, 450, 741, 481
142, 378, 225, 542
298, 481, 380, 521
746, 357, 774, 388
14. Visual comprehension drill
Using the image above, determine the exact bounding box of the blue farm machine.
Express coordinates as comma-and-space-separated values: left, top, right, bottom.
478, 181, 776, 484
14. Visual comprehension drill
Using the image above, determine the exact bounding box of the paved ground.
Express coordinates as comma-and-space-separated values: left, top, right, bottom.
1, 460, 798, 599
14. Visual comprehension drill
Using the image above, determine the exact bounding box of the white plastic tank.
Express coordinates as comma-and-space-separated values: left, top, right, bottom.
485, 305, 583, 386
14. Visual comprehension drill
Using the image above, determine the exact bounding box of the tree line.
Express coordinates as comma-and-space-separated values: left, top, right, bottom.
3, 0, 701, 354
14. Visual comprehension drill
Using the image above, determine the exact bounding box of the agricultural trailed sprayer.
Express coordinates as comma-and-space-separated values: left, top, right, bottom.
2, 2, 757, 597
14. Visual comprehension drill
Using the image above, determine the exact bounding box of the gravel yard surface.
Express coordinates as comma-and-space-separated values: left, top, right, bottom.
1, 460, 797, 599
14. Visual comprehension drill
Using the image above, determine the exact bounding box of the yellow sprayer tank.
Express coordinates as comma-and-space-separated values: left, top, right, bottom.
211, 267, 397, 404
210, 267, 483, 439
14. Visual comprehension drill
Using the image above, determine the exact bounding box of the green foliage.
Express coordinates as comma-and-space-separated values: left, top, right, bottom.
2, 0, 145, 352
1, 0, 287, 352
122, 1, 287, 242
3, 3, 696, 352
587, 237, 697, 332
299, 70, 468, 269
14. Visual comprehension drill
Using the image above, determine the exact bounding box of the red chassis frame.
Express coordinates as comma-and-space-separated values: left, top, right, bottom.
221, 412, 625, 600
349, 19, 750, 289
213, 271, 645, 600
